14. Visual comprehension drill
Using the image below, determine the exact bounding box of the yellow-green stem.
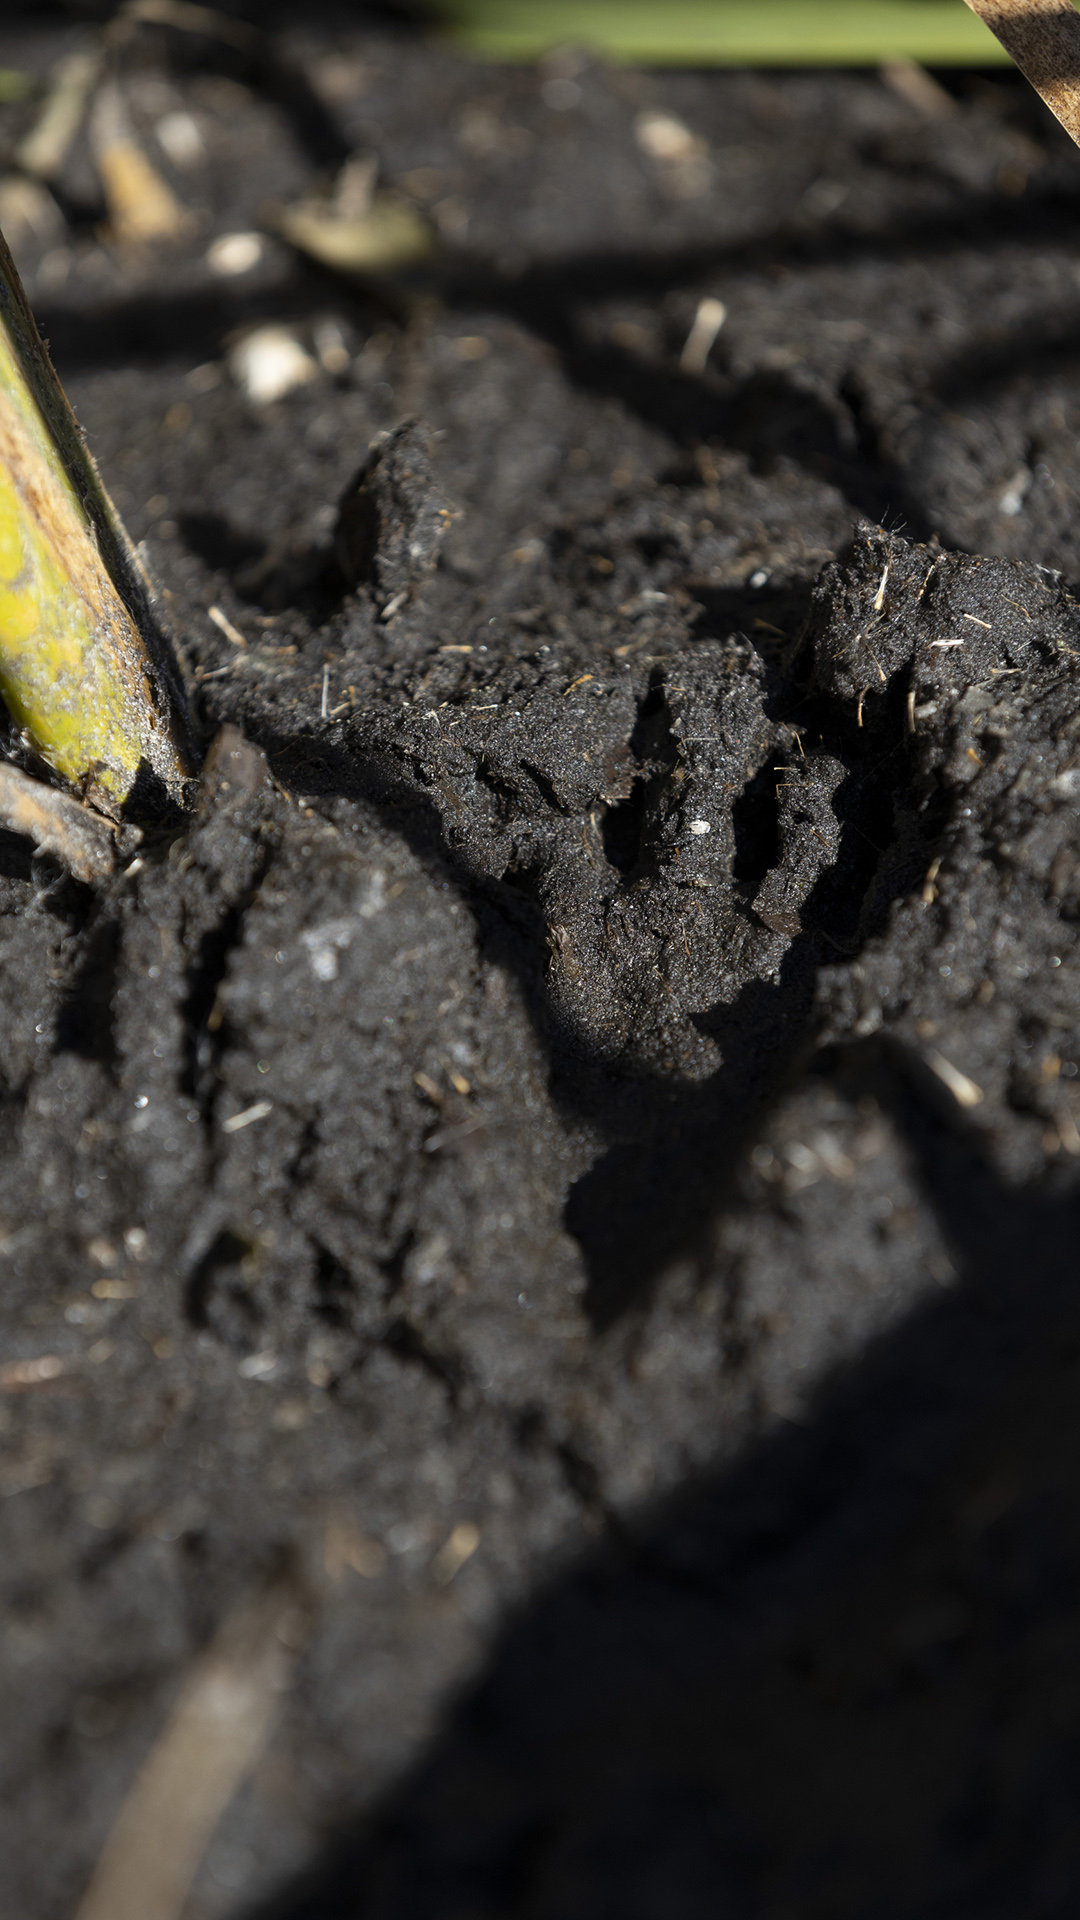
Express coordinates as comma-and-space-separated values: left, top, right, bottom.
0, 223, 191, 806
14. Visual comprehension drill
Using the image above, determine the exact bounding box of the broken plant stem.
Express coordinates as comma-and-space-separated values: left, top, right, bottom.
963, 0, 1080, 148
0, 223, 193, 808
0, 761, 123, 883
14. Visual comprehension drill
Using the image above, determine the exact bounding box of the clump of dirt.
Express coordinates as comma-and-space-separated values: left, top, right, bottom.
4, 9, 1080, 1919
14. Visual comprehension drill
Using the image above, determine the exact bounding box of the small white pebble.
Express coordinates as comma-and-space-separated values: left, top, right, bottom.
785, 1142, 818, 1172
156, 110, 204, 168
228, 326, 318, 405
237, 1350, 278, 1379
688, 818, 711, 835
207, 231, 264, 277
998, 467, 1030, 517
635, 111, 698, 161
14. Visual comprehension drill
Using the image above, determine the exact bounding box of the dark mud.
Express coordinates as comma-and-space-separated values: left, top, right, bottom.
5, 9, 1080, 1918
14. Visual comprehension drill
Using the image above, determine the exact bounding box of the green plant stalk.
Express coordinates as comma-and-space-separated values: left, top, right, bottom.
0, 223, 192, 808
429, 0, 1010, 65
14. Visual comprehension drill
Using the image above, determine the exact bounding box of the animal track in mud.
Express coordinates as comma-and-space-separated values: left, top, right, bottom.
249, 518, 1080, 1333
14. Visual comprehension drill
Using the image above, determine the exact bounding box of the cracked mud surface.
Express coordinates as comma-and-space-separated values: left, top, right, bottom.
6, 10, 1080, 1917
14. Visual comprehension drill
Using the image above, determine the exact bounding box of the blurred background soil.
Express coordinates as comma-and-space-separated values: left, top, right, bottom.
5, 5, 1080, 1917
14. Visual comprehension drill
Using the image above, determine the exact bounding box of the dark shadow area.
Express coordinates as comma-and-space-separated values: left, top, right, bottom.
178, 509, 343, 616
54, 913, 120, 1065
430, 190, 1080, 540
439, 180, 1080, 333
181, 898, 247, 1112
687, 579, 814, 656
0, 828, 34, 885
382, 1314, 467, 1403
132, 7, 353, 174
731, 763, 781, 892
178, 511, 267, 583
30, 181, 1080, 553
565, 952, 819, 1331
121, 755, 190, 832
185, 1226, 262, 1346
247, 1051, 1080, 1920
311, 1241, 356, 1328
791, 755, 895, 946
549, 341, 903, 530
927, 307, 1080, 414
35, 273, 381, 376
598, 779, 646, 875
36, 265, 912, 534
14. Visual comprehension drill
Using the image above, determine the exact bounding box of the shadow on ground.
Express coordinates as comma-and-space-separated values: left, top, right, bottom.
249, 1054, 1080, 1918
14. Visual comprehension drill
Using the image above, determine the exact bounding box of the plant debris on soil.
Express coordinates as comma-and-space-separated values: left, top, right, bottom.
6, 9, 1080, 1918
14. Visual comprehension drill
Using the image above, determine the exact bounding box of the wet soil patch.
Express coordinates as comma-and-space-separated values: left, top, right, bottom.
5, 10, 1080, 1917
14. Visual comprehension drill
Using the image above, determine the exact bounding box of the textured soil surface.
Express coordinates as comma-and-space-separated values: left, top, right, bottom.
6, 9, 1080, 1918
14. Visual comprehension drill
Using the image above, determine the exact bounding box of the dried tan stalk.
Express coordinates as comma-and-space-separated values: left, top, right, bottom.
964, 0, 1080, 147
74, 1583, 305, 1920
0, 762, 123, 881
